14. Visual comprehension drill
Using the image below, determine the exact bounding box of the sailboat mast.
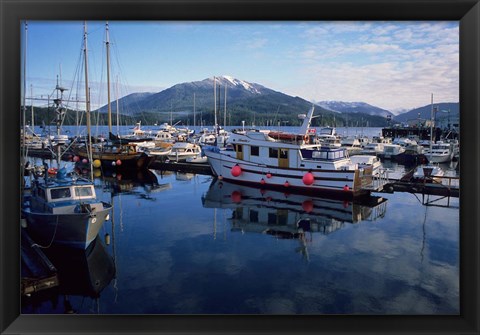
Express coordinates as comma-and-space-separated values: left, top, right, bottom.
30, 84, 34, 129
83, 21, 94, 180
106, 21, 112, 133
213, 76, 218, 134
22, 21, 28, 164
224, 84, 227, 127
193, 93, 196, 128
116, 75, 120, 135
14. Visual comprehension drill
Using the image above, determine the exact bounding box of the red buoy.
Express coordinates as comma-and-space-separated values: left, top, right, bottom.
343, 184, 350, 191
302, 172, 314, 185
231, 165, 242, 177
284, 180, 290, 187
116, 159, 122, 166
231, 190, 242, 203
302, 200, 314, 213
260, 178, 266, 185
266, 172, 272, 179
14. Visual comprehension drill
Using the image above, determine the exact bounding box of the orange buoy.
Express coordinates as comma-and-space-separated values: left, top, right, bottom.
302, 172, 314, 185
231, 165, 242, 177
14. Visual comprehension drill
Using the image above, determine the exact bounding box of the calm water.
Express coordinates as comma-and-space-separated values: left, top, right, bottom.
21, 161, 460, 315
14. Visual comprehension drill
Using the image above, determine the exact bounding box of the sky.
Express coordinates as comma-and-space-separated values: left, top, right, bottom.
22, 21, 459, 112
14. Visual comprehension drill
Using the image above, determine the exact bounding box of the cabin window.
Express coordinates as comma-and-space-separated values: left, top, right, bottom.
269, 148, 278, 158
237, 145, 243, 153
249, 210, 259, 222
251, 146, 259, 156
279, 149, 288, 159
75, 186, 93, 198
50, 187, 71, 200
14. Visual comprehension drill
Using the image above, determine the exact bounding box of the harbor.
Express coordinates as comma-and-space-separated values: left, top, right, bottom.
21, 122, 460, 315
18, 21, 460, 317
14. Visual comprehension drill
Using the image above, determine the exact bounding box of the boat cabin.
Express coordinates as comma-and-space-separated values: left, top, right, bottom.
30, 179, 98, 214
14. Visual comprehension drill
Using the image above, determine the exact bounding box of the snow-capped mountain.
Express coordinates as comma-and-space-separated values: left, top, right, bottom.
316, 101, 394, 118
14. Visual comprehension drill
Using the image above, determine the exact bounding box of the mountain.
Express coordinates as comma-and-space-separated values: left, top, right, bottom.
393, 102, 459, 123
316, 101, 394, 118
95, 76, 393, 127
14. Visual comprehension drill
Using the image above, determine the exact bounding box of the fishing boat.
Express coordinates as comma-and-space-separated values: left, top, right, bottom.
22, 167, 112, 249
75, 143, 154, 170
378, 144, 405, 160
350, 155, 382, 176
425, 141, 454, 163
204, 106, 377, 199
167, 142, 202, 162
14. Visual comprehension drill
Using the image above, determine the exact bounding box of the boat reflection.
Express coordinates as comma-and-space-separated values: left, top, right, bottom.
98, 168, 171, 197
22, 236, 115, 313
202, 179, 388, 238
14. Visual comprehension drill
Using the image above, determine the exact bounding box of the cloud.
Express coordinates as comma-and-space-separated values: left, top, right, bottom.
281, 22, 459, 110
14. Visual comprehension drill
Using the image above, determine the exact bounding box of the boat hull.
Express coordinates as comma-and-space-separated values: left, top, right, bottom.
22, 203, 112, 249
204, 150, 369, 200
75, 148, 154, 171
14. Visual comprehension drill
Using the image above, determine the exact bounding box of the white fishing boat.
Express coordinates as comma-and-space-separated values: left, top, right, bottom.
22, 168, 112, 249
378, 144, 406, 160
316, 127, 342, 147
350, 155, 382, 176
204, 106, 377, 199
167, 142, 202, 162
425, 141, 454, 163
360, 142, 385, 156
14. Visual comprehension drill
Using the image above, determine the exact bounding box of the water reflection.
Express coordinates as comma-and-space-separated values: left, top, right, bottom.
22, 237, 115, 313
202, 179, 388, 257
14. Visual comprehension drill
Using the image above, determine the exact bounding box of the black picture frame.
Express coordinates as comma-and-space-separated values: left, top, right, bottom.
1, 0, 479, 334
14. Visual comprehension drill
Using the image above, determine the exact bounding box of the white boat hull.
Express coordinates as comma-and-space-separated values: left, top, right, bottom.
204, 150, 368, 199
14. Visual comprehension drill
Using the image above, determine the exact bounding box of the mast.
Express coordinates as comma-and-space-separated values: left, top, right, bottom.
224, 83, 227, 127
116, 75, 120, 135
213, 76, 218, 134
30, 85, 34, 129
83, 21, 94, 180
22, 21, 28, 165
193, 92, 196, 128
427, 93, 435, 163
106, 22, 112, 133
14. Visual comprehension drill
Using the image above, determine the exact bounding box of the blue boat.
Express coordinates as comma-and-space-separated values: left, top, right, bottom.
22, 168, 112, 249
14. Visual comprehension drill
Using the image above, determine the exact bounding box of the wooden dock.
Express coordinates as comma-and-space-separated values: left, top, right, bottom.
21, 227, 59, 295
375, 171, 459, 198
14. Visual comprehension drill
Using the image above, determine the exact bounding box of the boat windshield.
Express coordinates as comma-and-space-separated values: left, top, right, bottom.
50, 187, 72, 200
74, 186, 94, 198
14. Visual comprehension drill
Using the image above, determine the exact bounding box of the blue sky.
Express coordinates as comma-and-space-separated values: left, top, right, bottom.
22, 21, 459, 112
